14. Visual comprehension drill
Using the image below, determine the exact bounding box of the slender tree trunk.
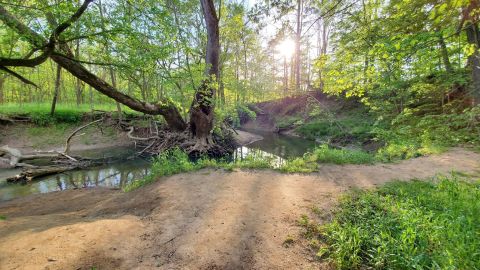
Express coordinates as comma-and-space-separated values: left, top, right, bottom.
109, 69, 122, 122
0, 75, 5, 104
438, 34, 453, 73
284, 55, 288, 96
51, 64, 62, 116
75, 39, 84, 105
295, 0, 303, 92
190, 0, 220, 147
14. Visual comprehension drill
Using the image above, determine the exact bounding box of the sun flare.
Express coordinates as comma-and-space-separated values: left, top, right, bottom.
277, 38, 295, 58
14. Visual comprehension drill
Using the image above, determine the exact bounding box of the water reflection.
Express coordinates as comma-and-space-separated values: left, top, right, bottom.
240, 129, 318, 159
0, 158, 151, 201
234, 146, 286, 168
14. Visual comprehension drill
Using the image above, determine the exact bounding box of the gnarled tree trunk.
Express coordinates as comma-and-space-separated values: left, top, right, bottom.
190, 0, 220, 148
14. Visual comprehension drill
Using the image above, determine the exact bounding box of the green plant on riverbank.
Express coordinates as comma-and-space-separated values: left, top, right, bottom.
300, 175, 480, 269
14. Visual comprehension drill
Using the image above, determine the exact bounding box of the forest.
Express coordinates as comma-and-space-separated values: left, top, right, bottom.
0, 0, 479, 269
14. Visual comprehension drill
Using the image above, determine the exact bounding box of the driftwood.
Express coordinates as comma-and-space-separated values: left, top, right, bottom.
64, 118, 103, 155
7, 165, 74, 183
0, 145, 59, 167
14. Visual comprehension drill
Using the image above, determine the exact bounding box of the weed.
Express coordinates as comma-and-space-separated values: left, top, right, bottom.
283, 235, 295, 248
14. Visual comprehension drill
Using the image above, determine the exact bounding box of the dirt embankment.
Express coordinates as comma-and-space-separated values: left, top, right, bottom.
0, 148, 479, 270
242, 91, 348, 132
0, 123, 133, 154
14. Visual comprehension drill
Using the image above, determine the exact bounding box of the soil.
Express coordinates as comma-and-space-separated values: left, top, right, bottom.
1, 148, 479, 270
0, 123, 134, 154
242, 91, 354, 133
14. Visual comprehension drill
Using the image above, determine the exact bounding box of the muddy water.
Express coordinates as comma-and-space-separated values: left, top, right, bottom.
0, 132, 317, 201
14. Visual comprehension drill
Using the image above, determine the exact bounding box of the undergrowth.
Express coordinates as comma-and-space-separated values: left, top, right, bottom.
300, 175, 480, 269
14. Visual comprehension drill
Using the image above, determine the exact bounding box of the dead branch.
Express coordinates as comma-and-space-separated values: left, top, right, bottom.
64, 118, 103, 154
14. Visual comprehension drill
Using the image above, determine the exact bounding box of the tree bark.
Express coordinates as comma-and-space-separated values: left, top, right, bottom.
190, 0, 220, 147
50, 64, 62, 116
462, 0, 480, 105
466, 21, 480, 105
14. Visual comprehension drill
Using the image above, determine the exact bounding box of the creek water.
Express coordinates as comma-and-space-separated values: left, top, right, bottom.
0, 130, 317, 201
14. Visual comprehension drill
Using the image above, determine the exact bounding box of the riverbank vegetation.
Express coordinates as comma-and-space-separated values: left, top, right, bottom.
300, 175, 480, 269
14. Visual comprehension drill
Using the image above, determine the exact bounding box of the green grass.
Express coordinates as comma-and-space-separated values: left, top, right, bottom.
314, 145, 375, 164
301, 175, 480, 269
0, 102, 130, 125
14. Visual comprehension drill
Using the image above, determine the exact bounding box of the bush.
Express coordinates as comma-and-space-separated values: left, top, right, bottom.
305, 176, 480, 269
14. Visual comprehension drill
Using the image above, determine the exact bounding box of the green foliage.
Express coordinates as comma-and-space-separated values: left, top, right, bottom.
297, 112, 374, 143
276, 116, 303, 129
303, 176, 480, 269
375, 106, 480, 161
0, 215, 6, 220
313, 145, 375, 165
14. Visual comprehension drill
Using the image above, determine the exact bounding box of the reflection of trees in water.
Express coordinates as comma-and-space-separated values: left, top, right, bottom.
242, 130, 317, 159
2, 160, 152, 201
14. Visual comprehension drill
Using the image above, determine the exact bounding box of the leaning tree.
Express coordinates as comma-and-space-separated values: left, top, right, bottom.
0, 0, 221, 152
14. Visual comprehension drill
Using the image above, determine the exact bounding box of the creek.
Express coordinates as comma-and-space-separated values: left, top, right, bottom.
0, 130, 317, 201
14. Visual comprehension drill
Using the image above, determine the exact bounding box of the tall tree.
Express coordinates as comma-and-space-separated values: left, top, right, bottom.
190, 0, 220, 148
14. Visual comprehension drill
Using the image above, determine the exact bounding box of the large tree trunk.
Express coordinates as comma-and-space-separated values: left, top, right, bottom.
190, 0, 220, 147
463, 0, 480, 105
466, 22, 480, 105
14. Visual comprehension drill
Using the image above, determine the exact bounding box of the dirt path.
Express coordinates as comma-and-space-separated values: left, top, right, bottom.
0, 148, 479, 270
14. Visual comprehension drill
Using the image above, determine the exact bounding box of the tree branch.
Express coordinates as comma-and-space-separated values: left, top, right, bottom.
0, 66, 38, 87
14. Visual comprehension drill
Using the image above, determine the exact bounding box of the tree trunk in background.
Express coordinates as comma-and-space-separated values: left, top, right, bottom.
110, 69, 122, 122
190, 0, 219, 147
438, 34, 453, 73
0, 75, 4, 104
283, 55, 288, 96
294, 0, 303, 92
75, 39, 84, 105
50, 64, 62, 116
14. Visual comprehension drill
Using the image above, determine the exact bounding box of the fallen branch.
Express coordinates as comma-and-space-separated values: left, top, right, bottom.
64, 118, 103, 154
